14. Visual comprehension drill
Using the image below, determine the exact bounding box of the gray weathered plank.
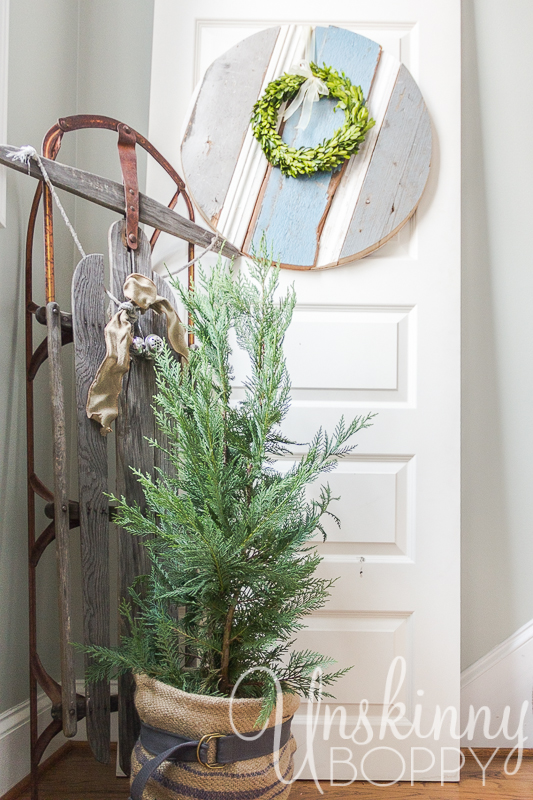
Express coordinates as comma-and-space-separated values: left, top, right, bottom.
72, 254, 110, 764
111, 220, 157, 775
340, 64, 432, 261
47, 302, 77, 738
0, 144, 241, 260
182, 26, 280, 225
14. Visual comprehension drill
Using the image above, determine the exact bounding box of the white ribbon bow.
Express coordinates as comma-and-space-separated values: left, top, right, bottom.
283, 60, 329, 131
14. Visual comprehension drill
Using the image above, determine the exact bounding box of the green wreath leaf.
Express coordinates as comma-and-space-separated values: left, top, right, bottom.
251, 63, 375, 177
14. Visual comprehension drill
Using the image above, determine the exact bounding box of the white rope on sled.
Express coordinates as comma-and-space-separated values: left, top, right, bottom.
8, 145, 86, 259
170, 234, 221, 276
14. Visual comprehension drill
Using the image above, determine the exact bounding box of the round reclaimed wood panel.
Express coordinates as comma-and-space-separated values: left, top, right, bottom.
181, 25, 432, 270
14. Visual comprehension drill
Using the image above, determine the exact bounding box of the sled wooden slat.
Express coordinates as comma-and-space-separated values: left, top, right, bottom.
0, 144, 241, 260
47, 302, 77, 738
111, 220, 158, 775
246, 26, 382, 268
72, 254, 110, 764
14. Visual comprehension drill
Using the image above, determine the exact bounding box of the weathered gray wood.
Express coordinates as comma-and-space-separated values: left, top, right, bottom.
0, 144, 241, 260
340, 64, 432, 261
72, 254, 110, 764
111, 221, 157, 775
182, 26, 280, 225
46, 302, 77, 738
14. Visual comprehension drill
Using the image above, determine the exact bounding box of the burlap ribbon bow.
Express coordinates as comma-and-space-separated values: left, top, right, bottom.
86, 273, 188, 436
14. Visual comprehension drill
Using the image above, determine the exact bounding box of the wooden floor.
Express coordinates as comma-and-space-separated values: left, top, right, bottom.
11, 743, 533, 799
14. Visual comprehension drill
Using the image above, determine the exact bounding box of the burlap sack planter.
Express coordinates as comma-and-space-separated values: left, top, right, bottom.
131, 674, 301, 800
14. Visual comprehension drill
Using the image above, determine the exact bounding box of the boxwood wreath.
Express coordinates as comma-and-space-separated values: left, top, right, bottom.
251, 63, 375, 177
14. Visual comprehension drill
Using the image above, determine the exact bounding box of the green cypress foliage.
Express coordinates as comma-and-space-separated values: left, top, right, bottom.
83, 246, 374, 723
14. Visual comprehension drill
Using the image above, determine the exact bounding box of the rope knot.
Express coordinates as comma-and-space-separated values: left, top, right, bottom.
7, 145, 38, 174
118, 300, 140, 324
106, 290, 139, 324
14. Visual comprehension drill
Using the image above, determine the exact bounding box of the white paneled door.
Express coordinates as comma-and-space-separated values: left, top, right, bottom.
148, 0, 461, 784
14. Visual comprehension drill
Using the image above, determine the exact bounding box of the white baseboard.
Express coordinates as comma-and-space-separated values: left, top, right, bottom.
0, 691, 65, 796
0, 680, 118, 797
2, 628, 533, 796
461, 618, 533, 747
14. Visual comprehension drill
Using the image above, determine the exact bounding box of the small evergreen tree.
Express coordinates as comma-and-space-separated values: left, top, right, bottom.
85, 248, 373, 722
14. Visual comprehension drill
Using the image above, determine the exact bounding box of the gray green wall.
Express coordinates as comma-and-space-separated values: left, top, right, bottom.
0, 0, 154, 715
0, 0, 78, 717
462, 0, 533, 669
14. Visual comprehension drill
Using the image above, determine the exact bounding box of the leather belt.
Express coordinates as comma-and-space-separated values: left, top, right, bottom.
129, 716, 293, 800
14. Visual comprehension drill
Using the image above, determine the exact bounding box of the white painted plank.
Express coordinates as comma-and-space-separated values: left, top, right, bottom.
316, 51, 400, 268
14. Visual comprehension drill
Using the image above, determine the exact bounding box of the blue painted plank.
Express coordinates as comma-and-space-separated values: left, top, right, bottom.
247, 26, 381, 268
315, 25, 381, 100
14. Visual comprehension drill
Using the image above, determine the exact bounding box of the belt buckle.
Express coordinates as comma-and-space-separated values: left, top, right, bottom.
196, 732, 225, 769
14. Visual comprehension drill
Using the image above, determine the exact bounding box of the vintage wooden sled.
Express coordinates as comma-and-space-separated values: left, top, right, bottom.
1, 114, 241, 799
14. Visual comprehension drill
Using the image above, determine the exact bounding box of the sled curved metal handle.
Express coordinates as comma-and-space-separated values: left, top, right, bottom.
39, 113, 196, 304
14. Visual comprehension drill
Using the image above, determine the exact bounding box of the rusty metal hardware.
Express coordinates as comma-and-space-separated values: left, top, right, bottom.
40, 114, 196, 303
117, 123, 140, 250
34, 306, 72, 331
